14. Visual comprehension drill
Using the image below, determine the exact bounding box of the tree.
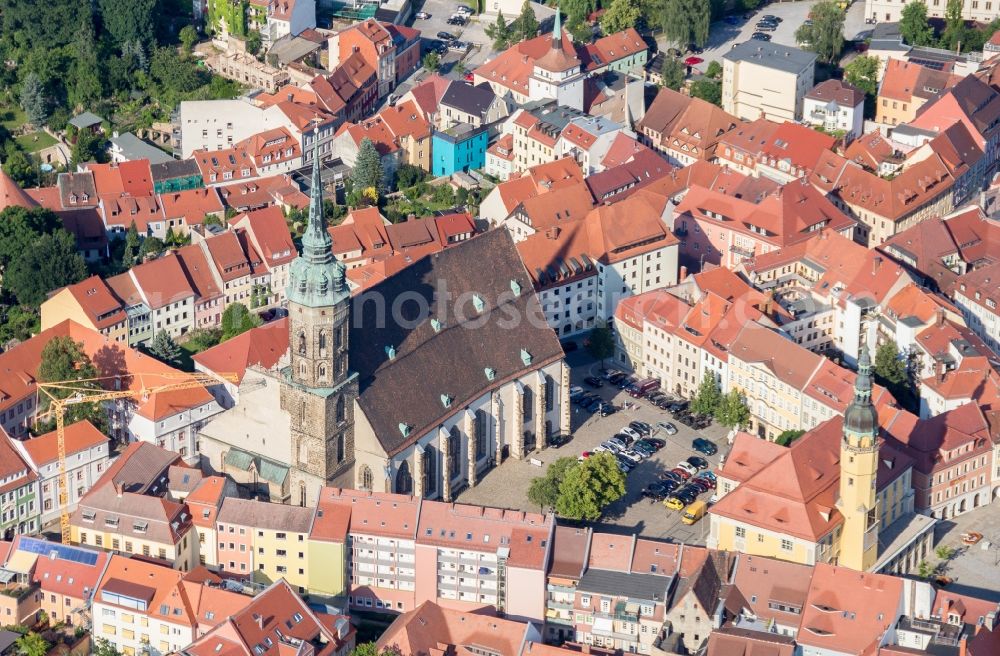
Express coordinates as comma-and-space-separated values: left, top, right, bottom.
660, 55, 686, 91
705, 60, 722, 79
15, 632, 49, 656
899, 1, 935, 46
941, 0, 967, 50
2, 151, 37, 189
0, 206, 61, 273
70, 14, 102, 109
485, 12, 514, 50
601, 0, 641, 35
717, 389, 750, 428
97, 0, 156, 49
422, 51, 439, 73
795, 1, 845, 63
180, 25, 199, 54
586, 323, 615, 366
917, 560, 934, 579
184, 328, 222, 353
350, 644, 402, 656
555, 451, 626, 521
873, 341, 910, 400
527, 457, 577, 510
351, 137, 385, 199
36, 336, 108, 434
661, 0, 711, 49
935, 545, 955, 561
5, 230, 87, 307
775, 429, 806, 446
0, 305, 40, 345
246, 31, 263, 56
221, 302, 262, 340
72, 128, 105, 166
689, 79, 722, 106
19, 72, 48, 127
93, 639, 124, 656
844, 55, 879, 96
148, 330, 182, 365
139, 236, 165, 260
691, 373, 722, 416
395, 163, 425, 190
515, 0, 540, 42
121, 222, 140, 269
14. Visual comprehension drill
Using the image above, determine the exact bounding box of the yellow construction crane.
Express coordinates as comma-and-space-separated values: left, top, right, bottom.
36, 371, 238, 544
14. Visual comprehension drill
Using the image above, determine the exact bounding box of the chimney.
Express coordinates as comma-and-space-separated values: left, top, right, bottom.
113, 480, 124, 497
960, 635, 968, 656
679, 265, 688, 281
254, 613, 264, 630
937, 308, 946, 326
873, 255, 882, 273
287, 93, 293, 102
986, 610, 998, 631
546, 226, 560, 239
938, 361, 947, 382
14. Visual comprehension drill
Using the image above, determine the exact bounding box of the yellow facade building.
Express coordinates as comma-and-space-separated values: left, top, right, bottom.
40, 276, 128, 344
709, 346, 935, 573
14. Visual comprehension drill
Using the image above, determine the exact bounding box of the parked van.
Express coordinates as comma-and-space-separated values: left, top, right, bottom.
628, 378, 661, 397
681, 500, 707, 525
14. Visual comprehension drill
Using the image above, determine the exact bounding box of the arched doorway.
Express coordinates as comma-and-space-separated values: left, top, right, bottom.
958, 498, 967, 514
396, 460, 413, 495
974, 493, 981, 509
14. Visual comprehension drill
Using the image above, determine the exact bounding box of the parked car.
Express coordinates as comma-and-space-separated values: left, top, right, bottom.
644, 437, 666, 449
631, 441, 655, 457
577, 450, 593, 461
598, 403, 617, 417
693, 475, 716, 490
619, 450, 643, 465
613, 433, 634, 447
415, 10, 430, 18
615, 454, 634, 472
582, 397, 603, 412
688, 478, 711, 493
762, 14, 782, 21
448, 40, 469, 52
569, 386, 584, 399
547, 434, 571, 448
660, 470, 684, 484
751, 32, 772, 41
619, 427, 642, 442
643, 481, 676, 501
584, 376, 604, 388
692, 438, 718, 455
664, 496, 686, 511
629, 421, 652, 437
755, 22, 777, 31
657, 421, 678, 435
601, 440, 624, 454
687, 456, 709, 470
676, 461, 699, 476
618, 375, 639, 389
607, 436, 628, 451
607, 371, 627, 384
455, 4, 472, 13
670, 467, 692, 481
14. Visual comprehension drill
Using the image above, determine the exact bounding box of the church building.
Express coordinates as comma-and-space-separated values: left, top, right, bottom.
197, 139, 569, 505
707, 346, 936, 574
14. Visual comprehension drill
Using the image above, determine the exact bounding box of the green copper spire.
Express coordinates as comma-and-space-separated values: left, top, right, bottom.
286, 133, 348, 307
844, 343, 877, 437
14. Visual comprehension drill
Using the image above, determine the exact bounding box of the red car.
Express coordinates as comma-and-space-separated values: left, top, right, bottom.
464, 72, 474, 82
684, 56, 703, 66
670, 467, 692, 480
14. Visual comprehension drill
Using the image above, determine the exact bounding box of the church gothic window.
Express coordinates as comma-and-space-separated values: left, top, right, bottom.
396, 460, 413, 495
475, 410, 488, 460
545, 375, 555, 411
297, 331, 306, 355
336, 432, 344, 463
336, 396, 346, 423
448, 427, 461, 478
360, 466, 373, 490
319, 331, 328, 357
424, 445, 436, 495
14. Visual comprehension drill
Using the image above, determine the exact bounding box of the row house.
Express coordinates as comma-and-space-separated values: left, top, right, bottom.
516, 190, 680, 336
672, 179, 856, 271
715, 121, 834, 186
480, 156, 586, 228
306, 52, 379, 124
0, 432, 40, 536
2, 536, 110, 628
40, 275, 129, 344
201, 230, 266, 307
738, 229, 914, 365
950, 259, 1000, 353
9, 420, 110, 526
230, 206, 297, 305
235, 126, 302, 177
330, 102, 433, 182
637, 87, 739, 167
175, 243, 227, 331
554, 115, 631, 175
876, 59, 963, 128
160, 187, 226, 236
327, 20, 420, 99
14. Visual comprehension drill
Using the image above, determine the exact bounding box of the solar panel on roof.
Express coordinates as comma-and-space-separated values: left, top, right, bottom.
18, 537, 99, 566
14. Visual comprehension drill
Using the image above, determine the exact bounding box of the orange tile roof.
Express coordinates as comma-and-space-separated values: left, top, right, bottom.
59, 275, 127, 330
377, 601, 528, 656
233, 205, 297, 269
192, 147, 258, 184
99, 193, 164, 231
322, 488, 419, 539
0, 429, 37, 494
19, 420, 107, 467
192, 318, 289, 383
638, 87, 739, 160
160, 187, 225, 225
174, 243, 224, 302
16, 536, 110, 601
716, 431, 786, 485
587, 532, 634, 572
0, 168, 39, 210
126, 251, 197, 309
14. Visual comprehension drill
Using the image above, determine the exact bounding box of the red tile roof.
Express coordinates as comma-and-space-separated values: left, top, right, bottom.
192, 318, 289, 384
0, 169, 39, 210
160, 187, 225, 224
58, 275, 127, 330
18, 420, 107, 468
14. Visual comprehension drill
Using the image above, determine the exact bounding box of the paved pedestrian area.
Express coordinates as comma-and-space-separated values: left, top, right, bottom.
457, 355, 731, 544
930, 504, 1000, 602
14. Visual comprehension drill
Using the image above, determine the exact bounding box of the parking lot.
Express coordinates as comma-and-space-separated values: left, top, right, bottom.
457, 353, 731, 544
929, 504, 1000, 602
689, 0, 868, 75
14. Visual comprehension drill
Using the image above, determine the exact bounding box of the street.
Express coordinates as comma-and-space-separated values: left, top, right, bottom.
456, 350, 731, 544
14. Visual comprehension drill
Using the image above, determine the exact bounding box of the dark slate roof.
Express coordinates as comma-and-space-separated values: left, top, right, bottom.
440, 81, 497, 118
150, 158, 202, 182
724, 41, 817, 74
349, 229, 563, 455
577, 568, 670, 602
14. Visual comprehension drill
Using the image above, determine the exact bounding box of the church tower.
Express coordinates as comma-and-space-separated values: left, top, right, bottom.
528, 5, 584, 111
280, 134, 358, 505
837, 344, 880, 571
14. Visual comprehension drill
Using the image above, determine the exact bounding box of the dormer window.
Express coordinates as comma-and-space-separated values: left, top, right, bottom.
441, 394, 453, 408
510, 280, 522, 296
399, 423, 411, 437
431, 318, 443, 332
385, 345, 396, 360
520, 349, 532, 366
472, 294, 485, 312
484, 367, 496, 381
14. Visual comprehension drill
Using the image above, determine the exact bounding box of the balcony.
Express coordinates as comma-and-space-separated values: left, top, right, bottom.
729, 245, 755, 259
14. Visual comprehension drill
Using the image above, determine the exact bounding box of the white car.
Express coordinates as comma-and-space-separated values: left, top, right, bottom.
600, 440, 624, 454
676, 461, 699, 476
619, 427, 641, 442
415, 11, 430, 19
657, 421, 678, 435
607, 436, 628, 451
620, 450, 643, 465
569, 386, 584, 398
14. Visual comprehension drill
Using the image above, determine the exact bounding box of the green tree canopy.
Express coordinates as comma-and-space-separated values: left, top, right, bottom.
691, 372, 722, 416
705, 60, 722, 79
527, 457, 578, 510
93, 639, 124, 656
660, 55, 686, 91
180, 25, 199, 54
139, 235, 165, 260
6, 230, 87, 307
19, 72, 48, 127
246, 31, 263, 56
661, 0, 711, 48
899, 1, 935, 45
2, 150, 37, 189
844, 55, 880, 96
586, 323, 615, 365
221, 302, 262, 340
775, 428, 806, 446
689, 79, 721, 106
716, 389, 750, 428
873, 340, 912, 403
515, 0, 540, 42
485, 12, 515, 50
795, 1, 845, 63
422, 51, 440, 72
36, 336, 109, 434
555, 451, 626, 520
601, 0, 642, 35
15, 632, 49, 656
941, 0, 967, 49
0, 206, 62, 273
148, 330, 182, 366
97, 0, 156, 50
351, 137, 385, 198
